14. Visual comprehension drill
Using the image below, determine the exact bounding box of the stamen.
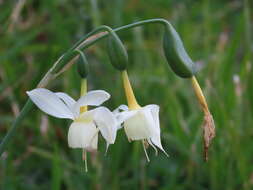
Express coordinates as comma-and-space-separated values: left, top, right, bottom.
147, 139, 158, 156
104, 143, 109, 156
82, 149, 88, 172
142, 140, 150, 162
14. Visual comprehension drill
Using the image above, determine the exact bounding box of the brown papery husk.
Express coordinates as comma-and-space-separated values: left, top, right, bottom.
203, 113, 215, 162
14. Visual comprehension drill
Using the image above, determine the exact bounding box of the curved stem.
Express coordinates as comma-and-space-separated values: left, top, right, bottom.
77, 19, 168, 51
71, 18, 167, 51
52, 18, 169, 74
0, 18, 170, 156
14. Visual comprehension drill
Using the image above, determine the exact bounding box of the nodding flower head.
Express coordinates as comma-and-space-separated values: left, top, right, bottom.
114, 104, 168, 161
27, 88, 118, 171
117, 70, 168, 161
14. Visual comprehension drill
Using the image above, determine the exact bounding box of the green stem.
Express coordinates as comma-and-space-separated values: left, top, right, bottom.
73, 18, 167, 50
53, 19, 168, 74
0, 18, 170, 156
0, 99, 34, 155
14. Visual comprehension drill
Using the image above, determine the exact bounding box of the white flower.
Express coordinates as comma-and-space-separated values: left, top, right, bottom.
114, 104, 168, 160
26, 88, 117, 152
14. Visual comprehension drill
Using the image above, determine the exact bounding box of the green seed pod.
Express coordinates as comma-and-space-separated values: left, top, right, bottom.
163, 23, 195, 78
76, 51, 89, 78
107, 35, 128, 71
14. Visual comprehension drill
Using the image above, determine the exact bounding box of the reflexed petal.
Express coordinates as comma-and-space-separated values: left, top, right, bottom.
93, 107, 117, 144
27, 88, 74, 119
124, 109, 155, 140
68, 121, 98, 151
145, 105, 160, 130
150, 132, 168, 156
55, 92, 76, 110
73, 90, 110, 115
145, 105, 168, 155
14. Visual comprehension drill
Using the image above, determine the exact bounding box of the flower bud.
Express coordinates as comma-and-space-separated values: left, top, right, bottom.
107, 35, 128, 71
76, 51, 89, 78
163, 23, 195, 78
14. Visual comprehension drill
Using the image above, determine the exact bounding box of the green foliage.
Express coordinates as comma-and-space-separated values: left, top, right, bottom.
0, 0, 253, 190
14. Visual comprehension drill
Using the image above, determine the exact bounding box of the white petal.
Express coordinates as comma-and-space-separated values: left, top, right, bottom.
150, 134, 168, 156
113, 104, 128, 114
145, 105, 168, 155
115, 110, 137, 129
113, 105, 130, 129
73, 90, 110, 115
124, 108, 155, 140
27, 88, 74, 119
93, 107, 117, 144
76, 90, 110, 106
144, 105, 160, 134
68, 121, 98, 151
55, 92, 76, 110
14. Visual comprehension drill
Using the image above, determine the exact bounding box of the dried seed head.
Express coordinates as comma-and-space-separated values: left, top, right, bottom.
203, 113, 215, 162
191, 76, 215, 161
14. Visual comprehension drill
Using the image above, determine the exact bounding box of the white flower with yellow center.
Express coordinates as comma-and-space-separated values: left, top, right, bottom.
115, 104, 168, 160
26, 88, 117, 152
115, 71, 168, 161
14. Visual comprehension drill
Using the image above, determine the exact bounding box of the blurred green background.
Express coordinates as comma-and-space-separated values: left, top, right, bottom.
0, 0, 253, 189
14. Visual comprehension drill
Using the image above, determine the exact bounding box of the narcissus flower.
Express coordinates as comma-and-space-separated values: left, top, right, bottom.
115, 71, 168, 161
114, 104, 168, 160
26, 88, 117, 151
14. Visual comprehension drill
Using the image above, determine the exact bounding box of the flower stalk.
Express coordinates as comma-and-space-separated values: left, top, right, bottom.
191, 76, 215, 161
191, 77, 209, 113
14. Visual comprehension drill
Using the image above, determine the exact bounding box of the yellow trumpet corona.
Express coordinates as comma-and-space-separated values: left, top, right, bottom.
121, 70, 140, 110
80, 79, 88, 113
